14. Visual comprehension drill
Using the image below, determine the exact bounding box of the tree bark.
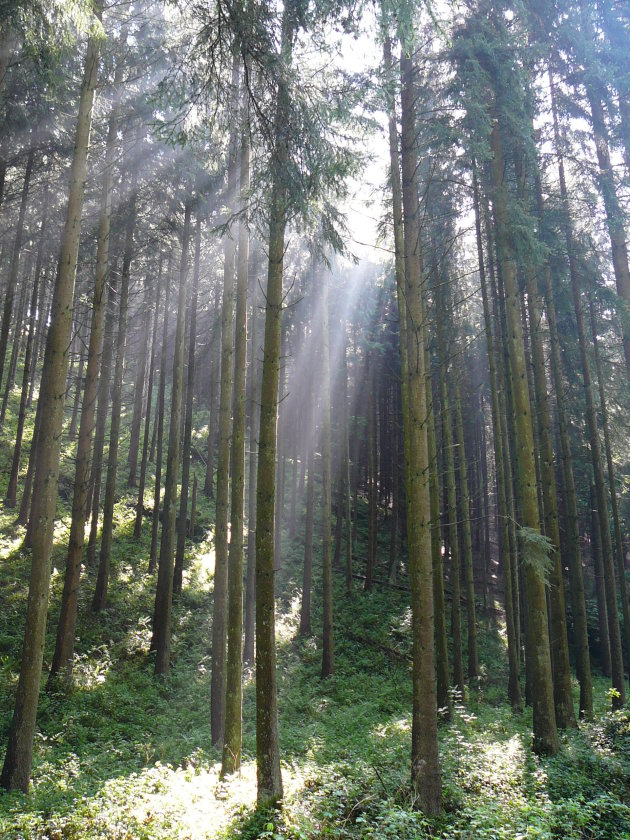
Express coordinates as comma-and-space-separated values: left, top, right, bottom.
49, 70, 122, 675
127, 279, 150, 486
243, 259, 260, 665
173, 217, 201, 595
0, 10, 101, 791
320, 263, 334, 679
255, 8, 297, 802
489, 122, 558, 754
473, 164, 521, 709
222, 90, 250, 773
399, 49, 442, 815
92, 179, 136, 611
0, 143, 34, 415
211, 53, 239, 745
134, 260, 162, 540
148, 260, 171, 571
6, 181, 49, 507
151, 202, 191, 674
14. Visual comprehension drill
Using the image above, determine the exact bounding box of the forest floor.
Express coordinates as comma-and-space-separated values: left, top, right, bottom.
0, 411, 629, 838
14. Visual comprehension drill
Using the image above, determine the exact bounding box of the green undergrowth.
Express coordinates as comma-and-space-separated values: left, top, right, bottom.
0, 394, 628, 837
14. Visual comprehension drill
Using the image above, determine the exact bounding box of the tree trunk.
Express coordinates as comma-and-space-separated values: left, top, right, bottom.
435, 271, 465, 694
92, 180, 136, 612
255, 8, 297, 802
473, 164, 520, 709
151, 202, 191, 675
6, 181, 49, 507
134, 260, 162, 539
127, 279, 151, 486
173, 217, 201, 595
489, 122, 558, 755
48, 73, 122, 676
591, 483, 612, 677
399, 49, 442, 815
211, 54, 239, 745
320, 264, 334, 679
365, 358, 377, 592
0, 11, 101, 791
299, 377, 314, 637
548, 74, 625, 707
222, 91, 250, 774
148, 261, 171, 571
243, 260, 260, 665
453, 377, 479, 682
588, 290, 630, 674
0, 144, 34, 415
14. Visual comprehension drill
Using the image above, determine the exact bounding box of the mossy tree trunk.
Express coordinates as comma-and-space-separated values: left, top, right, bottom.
399, 49, 442, 816
49, 60, 126, 674
0, 9, 101, 791
548, 75, 625, 707
588, 290, 630, 673
489, 122, 558, 755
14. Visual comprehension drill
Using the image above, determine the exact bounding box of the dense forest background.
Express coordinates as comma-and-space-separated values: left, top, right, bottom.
0, 0, 630, 836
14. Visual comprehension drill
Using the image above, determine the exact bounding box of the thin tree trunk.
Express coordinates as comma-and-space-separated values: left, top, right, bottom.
6, 182, 49, 507
189, 474, 197, 538
211, 54, 239, 745
320, 264, 334, 679
66, 319, 85, 441
173, 217, 201, 595
151, 202, 191, 675
426, 337, 451, 719
134, 260, 162, 539
299, 378, 314, 637
365, 358, 377, 592
17, 392, 42, 529
435, 273, 464, 693
86, 260, 118, 564
580, 9, 630, 380
222, 93, 250, 774
588, 290, 630, 674
148, 261, 171, 571
548, 73, 625, 707
92, 179, 136, 611
243, 261, 260, 665
127, 278, 150, 486
489, 122, 558, 754
399, 49, 442, 815
473, 164, 521, 709
0, 144, 34, 414
453, 376, 479, 682
591, 483, 612, 677
204, 287, 221, 497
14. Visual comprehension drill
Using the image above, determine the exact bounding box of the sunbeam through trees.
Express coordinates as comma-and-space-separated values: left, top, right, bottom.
0, 0, 629, 836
